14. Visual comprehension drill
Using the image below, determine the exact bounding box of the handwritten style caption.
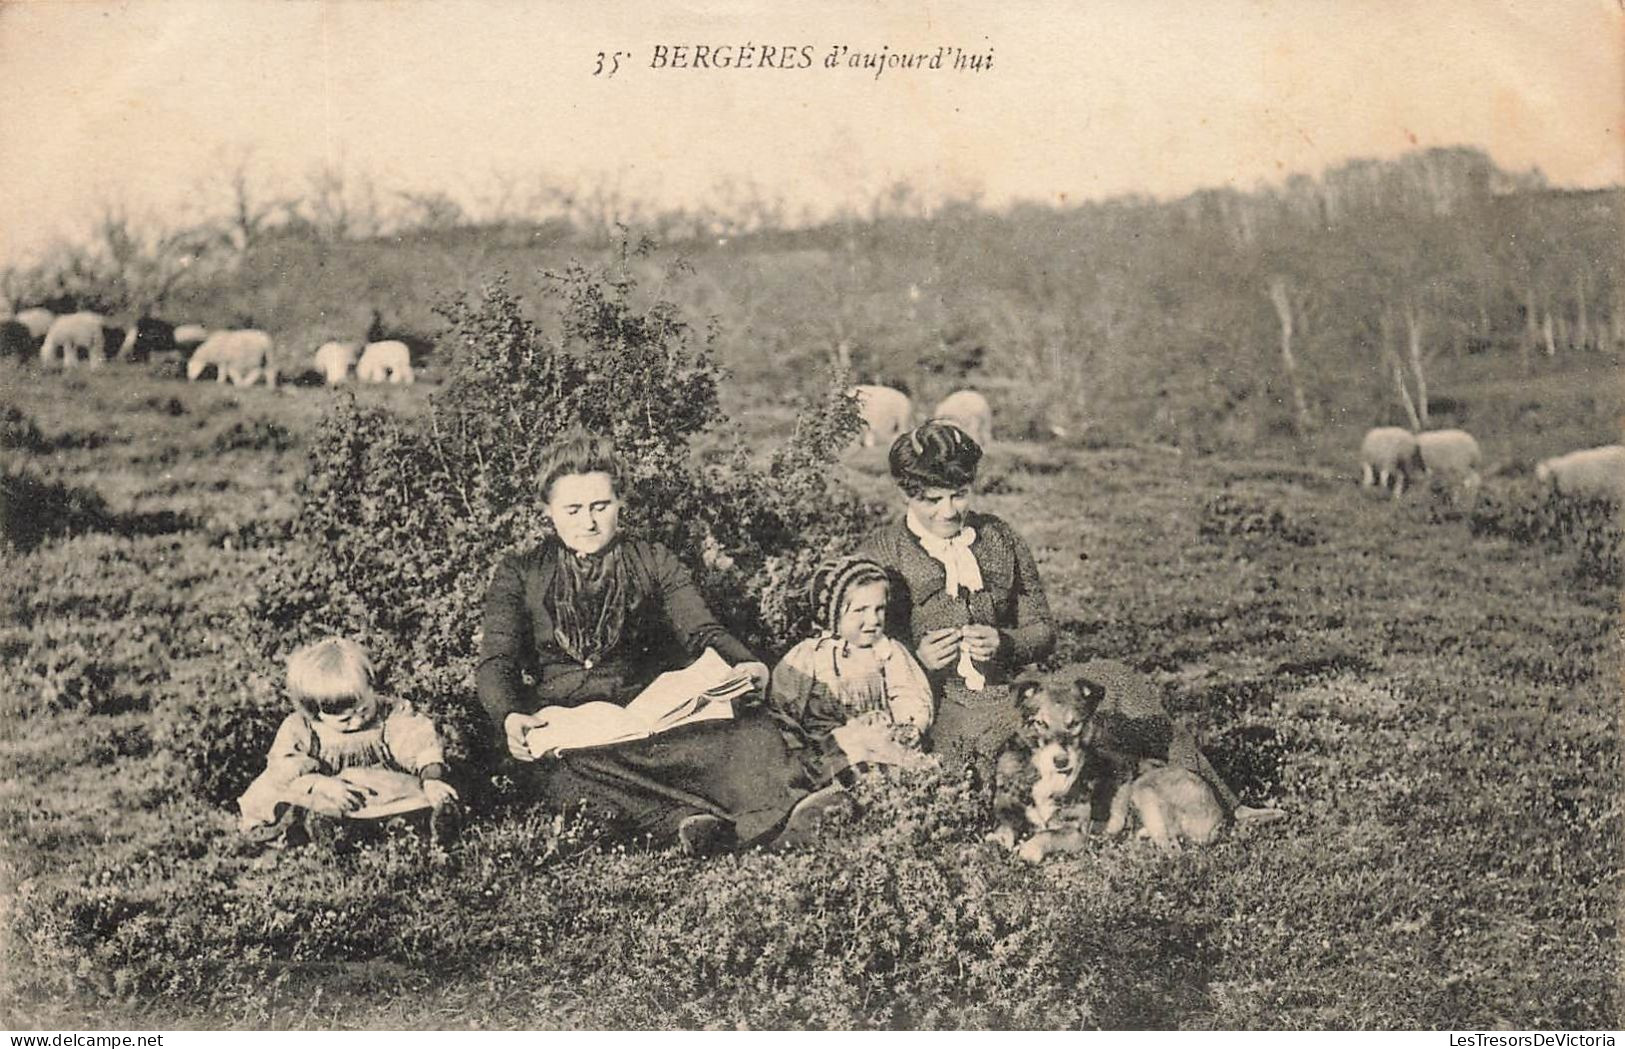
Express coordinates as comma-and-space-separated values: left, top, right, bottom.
592, 44, 994, 80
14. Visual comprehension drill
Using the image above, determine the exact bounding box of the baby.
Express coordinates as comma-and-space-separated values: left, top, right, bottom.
238, 637, 459, 845
769, 556, 936, 784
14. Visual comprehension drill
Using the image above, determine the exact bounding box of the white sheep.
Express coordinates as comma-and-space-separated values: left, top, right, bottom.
356, 340, 414, 384
15, 307, 54, 340
849, 384, 912, 448
1535, 445, 1625, 504
188, 329, 277, 387
932, 388, 993, 449
1360, 426, 1420, 497
173, 324, 210, 351
313, 341, 360, 385
1415, 429, 1482, 492
39, 312, 108, 369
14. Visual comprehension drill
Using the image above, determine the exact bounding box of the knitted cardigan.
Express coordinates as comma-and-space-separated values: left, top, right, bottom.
855, 511, 1056, 695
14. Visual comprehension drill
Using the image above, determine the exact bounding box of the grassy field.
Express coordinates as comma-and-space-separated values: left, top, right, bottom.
0, 347, 1619, 1029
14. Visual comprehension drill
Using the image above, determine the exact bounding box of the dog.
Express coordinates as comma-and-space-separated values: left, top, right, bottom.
988, 678, 1108, 863
1103, 761, 1228, 847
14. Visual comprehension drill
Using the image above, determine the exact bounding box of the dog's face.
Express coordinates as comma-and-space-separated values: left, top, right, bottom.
1013, 681, 1093, 811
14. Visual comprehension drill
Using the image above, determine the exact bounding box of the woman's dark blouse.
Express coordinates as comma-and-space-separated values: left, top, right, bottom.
476, 538, 755, 728
856, 511, 1056, 691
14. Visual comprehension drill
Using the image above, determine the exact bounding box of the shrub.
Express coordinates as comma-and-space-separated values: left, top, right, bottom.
1, 465, 111, 552
1469, 484, 1621, 590
211, 419, 297, 453
250, 239, 878, 770
1198, 491, 1322, 547
1, 403, 48, 451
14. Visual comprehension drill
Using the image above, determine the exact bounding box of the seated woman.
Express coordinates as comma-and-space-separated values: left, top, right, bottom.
476, 429, 844, 854
857, 420, 1057, 780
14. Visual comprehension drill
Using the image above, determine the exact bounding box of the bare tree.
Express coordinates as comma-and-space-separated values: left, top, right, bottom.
1267, 275, 1313, 433
1402, 304, 1431, 426
299, 164, 385, 241
396, 189, 468, 232
74, 203, 215, 315
1379, 311, 1423, 431
220, 159, 289, 254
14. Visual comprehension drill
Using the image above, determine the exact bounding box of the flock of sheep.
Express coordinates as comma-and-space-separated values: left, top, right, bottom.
1360, 425, 1625, 504
6, 305, 1618, 507
0, 306, 421, 389
857, 387, 1622, 508
851, 384, 993, 449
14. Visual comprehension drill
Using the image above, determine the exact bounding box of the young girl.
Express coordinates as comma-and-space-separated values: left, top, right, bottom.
238, 637, 459, 845
770, 556, 936, 785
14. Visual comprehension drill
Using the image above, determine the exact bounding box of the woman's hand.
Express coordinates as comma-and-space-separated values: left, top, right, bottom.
916, 627, 963, 671
504, 712, 550, 761
959, 624, 1002, 662
736, 661, 771, 702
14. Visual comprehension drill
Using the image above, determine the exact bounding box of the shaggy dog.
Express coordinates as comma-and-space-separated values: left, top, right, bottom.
990, 662, 1244, 860
988, 678, 1107, 863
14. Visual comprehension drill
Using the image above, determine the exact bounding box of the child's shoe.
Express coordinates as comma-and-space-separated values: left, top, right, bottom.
771, 784, 855, 851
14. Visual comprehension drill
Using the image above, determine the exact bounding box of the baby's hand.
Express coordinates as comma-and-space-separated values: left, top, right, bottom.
306, 775, 366, 816
422, 779, 460, 809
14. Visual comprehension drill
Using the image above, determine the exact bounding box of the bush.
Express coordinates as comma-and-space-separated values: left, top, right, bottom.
1, 465, 111, 552
211, 419, 297, 454
1, 403, 48, 451
1198, 491, 1322, 548
250, 239, 878, 769
1469, 484, 1621, 589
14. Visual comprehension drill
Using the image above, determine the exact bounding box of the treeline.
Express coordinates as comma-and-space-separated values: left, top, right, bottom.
5, 147, 1618, 447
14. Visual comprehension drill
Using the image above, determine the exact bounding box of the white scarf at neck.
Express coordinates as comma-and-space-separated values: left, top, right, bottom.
906, 510, 986, 691
906, 510, 983, 597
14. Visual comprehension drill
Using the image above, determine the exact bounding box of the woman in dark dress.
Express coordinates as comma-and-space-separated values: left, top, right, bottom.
857, 421, 1057, 780
476, 430, 843, 853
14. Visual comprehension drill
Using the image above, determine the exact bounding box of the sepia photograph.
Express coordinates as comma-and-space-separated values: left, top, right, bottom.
1, 0, 1620, 1032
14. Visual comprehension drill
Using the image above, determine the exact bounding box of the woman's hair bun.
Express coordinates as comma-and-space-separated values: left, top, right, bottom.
888, 419, 982, 496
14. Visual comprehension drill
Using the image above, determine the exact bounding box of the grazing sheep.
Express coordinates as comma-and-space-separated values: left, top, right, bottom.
174, 324, 209, 351
15, 308, 54, 340
1360, 426, 1420, 497
849, 384, 912, 448
933, 388, 993, 449
1535, 445, 1625, 503
1, 319, 35, 361
188, 329, 277, 387
1415, 429, 1482, 492
39, 312, 109, 368
313, 341, 360, 385
356, 340, 414, 384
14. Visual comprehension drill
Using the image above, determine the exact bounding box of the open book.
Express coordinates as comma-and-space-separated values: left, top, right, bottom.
524, 647, 753, 758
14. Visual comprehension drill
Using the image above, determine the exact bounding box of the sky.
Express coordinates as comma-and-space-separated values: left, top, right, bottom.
0, 0, 1620, 266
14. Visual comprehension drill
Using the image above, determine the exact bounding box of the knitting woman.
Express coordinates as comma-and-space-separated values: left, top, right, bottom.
857, 420, 1058, 781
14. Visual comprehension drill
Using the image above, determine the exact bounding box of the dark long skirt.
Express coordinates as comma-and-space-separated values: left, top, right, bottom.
522, 707, 812, 846
930, 681, 1023, 789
